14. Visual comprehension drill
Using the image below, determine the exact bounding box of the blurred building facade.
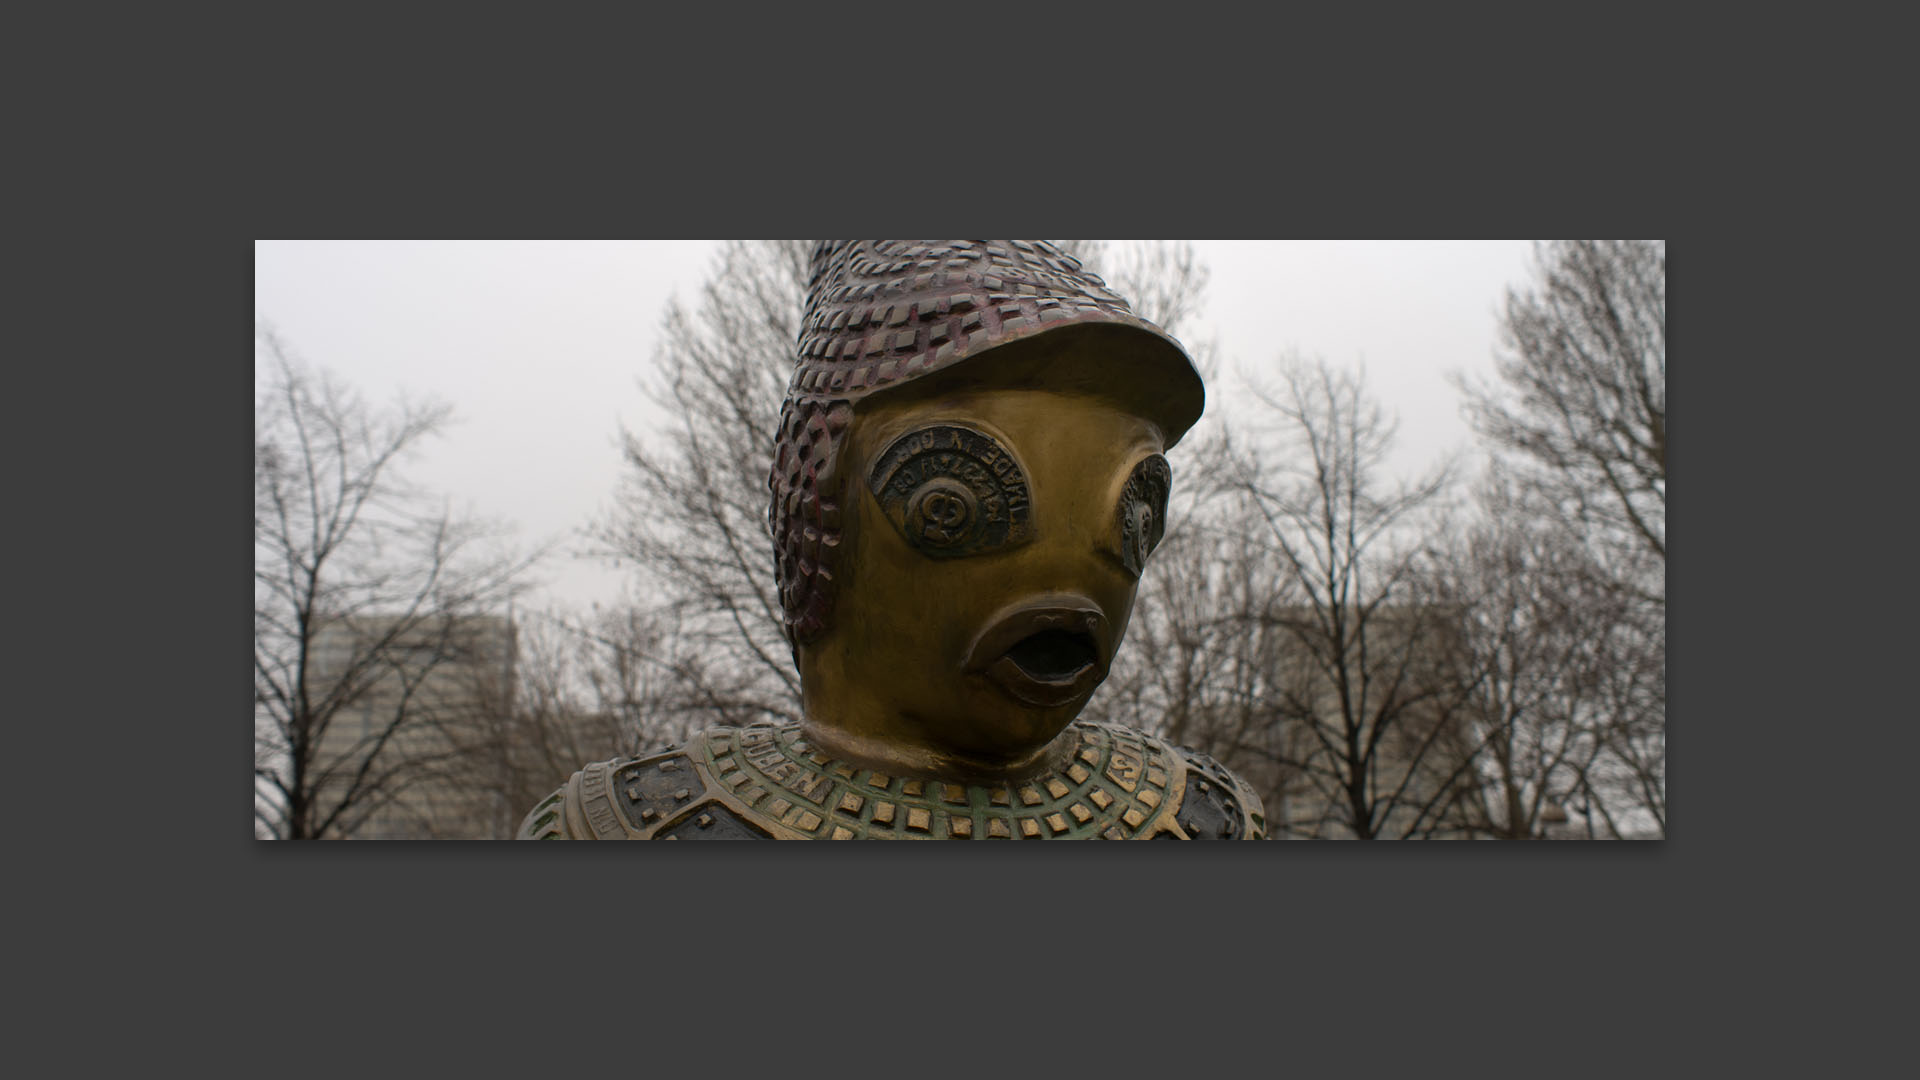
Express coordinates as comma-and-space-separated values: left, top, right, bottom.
307, 614, 521, 839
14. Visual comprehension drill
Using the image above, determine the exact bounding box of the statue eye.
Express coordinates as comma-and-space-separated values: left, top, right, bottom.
1116, 455, 1171, 576
868, 424, 1034, 558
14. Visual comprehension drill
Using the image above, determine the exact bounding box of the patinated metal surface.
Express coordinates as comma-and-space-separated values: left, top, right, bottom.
519, 720, 1265, 840
1116, 454, 1171, 578
519, 240, 1263, 840
867, 423, 1033, 558
771, 240, 1202, 644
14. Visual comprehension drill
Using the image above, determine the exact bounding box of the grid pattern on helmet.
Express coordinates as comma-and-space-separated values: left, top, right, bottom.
791, 240, 1140, 397
768, 241, 1163, 647
769, 394, 849, 643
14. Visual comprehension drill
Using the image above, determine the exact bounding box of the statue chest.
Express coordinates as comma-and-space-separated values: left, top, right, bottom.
521, 721, 1263, 840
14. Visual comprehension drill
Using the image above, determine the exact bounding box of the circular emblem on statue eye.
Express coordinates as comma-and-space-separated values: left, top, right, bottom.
907, 478, 979, 548
1128, 502, 1155, 566
869, 424, 1033, 558
1116, 455, 1171, 577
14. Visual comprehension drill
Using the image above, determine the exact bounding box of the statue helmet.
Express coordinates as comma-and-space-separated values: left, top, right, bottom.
770, 240, 1203, 645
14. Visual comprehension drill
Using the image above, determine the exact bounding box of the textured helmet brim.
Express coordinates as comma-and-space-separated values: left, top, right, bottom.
790, 241, 1205, 446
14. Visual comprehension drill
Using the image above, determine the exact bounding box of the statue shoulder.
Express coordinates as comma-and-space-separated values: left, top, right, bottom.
1135, 730, 1267, 840
515, 728, 784, 840
516, 752, 642, 840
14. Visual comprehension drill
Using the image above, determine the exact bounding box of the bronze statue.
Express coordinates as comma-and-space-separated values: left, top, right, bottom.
520, 241, 1265, 839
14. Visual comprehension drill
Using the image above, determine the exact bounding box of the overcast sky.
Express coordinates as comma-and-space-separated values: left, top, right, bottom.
254, 240, 1539, 613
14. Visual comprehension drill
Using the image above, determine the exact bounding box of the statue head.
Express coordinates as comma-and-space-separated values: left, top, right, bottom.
769, 241, 1203, 779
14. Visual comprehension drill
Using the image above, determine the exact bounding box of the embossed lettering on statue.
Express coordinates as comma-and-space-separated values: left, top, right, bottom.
868, 424, 1032, 558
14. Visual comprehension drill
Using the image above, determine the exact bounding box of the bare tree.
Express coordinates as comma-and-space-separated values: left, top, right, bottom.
591, 240, 1218, 741
254, 329, 538, 839
591, 240, 812, 734
1462, 240, 1665, 600
1086, 489, 1298, 822
1217, 356, 1479, 839
1425, 470, 1636, 838
1455, 240, 1666, 836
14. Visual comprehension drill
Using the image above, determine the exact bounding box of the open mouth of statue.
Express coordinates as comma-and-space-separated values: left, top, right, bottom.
966, 599, 1112, 709
1004, 629, 1099, 682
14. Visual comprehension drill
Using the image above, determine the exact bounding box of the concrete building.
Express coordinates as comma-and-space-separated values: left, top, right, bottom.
306, 613, 519, 839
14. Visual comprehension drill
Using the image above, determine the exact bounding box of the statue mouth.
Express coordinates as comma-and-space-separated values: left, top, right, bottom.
1004, 629, 1099, 682
965, 598, 1111, 708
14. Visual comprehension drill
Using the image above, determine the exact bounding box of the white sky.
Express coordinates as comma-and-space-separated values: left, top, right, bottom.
254, 240, 1538, 613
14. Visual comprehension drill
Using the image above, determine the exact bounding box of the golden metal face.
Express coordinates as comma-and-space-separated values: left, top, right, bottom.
797, 379, 1169, 781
